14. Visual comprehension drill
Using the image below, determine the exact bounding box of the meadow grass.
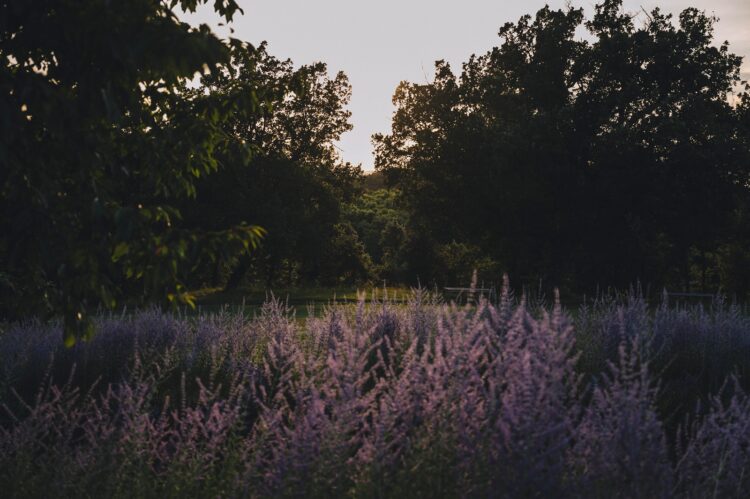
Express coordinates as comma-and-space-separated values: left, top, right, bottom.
192, 285, 413, 319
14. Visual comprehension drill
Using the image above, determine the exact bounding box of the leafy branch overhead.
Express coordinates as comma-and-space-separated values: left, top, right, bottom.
0, 0, 264, 343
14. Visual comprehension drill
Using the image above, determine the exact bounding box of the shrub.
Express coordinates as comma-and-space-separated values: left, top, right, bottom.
1, 286, 749, 497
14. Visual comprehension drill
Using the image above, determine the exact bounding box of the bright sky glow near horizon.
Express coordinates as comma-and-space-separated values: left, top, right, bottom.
181, 0, 750, 171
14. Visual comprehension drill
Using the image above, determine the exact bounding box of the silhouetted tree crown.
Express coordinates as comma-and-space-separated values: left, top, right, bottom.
374, 0, 750, 292
183, 42, 363, 289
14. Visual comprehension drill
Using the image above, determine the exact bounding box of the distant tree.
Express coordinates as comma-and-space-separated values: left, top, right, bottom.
342, 189, 407, 264
198, 41, 356, 167
189, 155, 346, 289
374, 0, 749, 292
0, 0, 264, 343
184, 42, 363, 288
319, 222, 373, 285
362, 170, 388, 191
435, 241, 501, 287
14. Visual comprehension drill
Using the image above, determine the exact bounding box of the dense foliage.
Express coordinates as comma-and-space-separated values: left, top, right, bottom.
4, 0, 750, 333
0, 0, 265, 342
183, 42, 364, 290
2, 286, 749, 497
374, 0, 750, 294
342, 189, 409, 281
2, 1, 749, 496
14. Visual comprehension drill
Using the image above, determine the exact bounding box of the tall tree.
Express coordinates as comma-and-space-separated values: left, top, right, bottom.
0, 0, 263, 342
184, 42, 363, 289
374, 0, 749, 292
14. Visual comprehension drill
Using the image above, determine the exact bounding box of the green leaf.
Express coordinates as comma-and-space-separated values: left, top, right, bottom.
112, 243, 130, 262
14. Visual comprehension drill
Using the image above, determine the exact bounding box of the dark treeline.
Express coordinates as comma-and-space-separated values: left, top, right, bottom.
2, 0, 750, 341
180, 42, 369, 290
373, 1, 750, 296
191, 1, 750, 298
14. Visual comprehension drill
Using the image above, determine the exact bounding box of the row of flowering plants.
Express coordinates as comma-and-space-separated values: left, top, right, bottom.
1, 283, 749, 498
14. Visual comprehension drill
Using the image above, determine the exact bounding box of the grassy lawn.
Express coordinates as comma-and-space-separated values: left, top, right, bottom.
189, 284, 722, 321
193, 285, 414, 319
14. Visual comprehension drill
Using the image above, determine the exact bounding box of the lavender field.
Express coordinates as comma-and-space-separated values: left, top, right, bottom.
1, 283, 749, 498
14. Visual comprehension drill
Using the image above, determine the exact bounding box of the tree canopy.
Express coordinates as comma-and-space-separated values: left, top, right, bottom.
374, 0, 750, 293
0, 0, 264, 342
182, 41, 364, 289
3, 0, 750, 338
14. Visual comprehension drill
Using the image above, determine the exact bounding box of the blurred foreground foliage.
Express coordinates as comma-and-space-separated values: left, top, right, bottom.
1, 287, 750, 497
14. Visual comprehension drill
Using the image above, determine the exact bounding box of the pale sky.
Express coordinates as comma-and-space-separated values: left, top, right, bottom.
181, 1, 749, 170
